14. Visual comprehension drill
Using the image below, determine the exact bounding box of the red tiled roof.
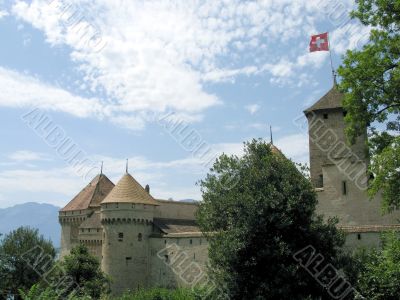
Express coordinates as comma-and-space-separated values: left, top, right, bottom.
60, 174, 114, 212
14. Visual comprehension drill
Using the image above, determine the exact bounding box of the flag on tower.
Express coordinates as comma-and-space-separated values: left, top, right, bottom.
309, 32, 329, 52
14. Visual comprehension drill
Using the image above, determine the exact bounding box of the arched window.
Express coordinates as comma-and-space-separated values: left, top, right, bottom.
138, 233, 142, 241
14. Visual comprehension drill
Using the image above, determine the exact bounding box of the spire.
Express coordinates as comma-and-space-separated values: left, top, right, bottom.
270, 125, 273, 145
126, 159, 129, 173
333, 71, 338, 87
100, 161, 103, 175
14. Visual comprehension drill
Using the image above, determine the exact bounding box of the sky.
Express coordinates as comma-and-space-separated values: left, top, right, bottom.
0, 0, 370, 208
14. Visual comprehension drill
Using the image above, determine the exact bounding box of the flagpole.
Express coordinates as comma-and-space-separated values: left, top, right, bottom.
327, 32, 336, 86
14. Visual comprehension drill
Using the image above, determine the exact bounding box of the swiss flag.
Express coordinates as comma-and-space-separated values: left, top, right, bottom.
310, 32, 329, 52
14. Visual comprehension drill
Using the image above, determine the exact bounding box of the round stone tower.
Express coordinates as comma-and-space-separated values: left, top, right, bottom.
100, 172, 159, 295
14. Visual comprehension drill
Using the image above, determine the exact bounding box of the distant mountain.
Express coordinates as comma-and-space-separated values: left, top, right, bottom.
179, 199, 199, 203
0, 202, 60, 248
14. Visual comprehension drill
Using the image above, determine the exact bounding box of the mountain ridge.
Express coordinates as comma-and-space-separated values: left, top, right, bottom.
0, 202, 60, 248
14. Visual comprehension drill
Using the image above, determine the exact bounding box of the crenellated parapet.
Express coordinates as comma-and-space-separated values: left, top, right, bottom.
101, 217, 153, 225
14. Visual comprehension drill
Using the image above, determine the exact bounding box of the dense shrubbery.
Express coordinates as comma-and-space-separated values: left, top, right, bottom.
116, 288, 205, 300
350, 232, 400, 300
19, 286, 203, 300
0, 227, 56, 300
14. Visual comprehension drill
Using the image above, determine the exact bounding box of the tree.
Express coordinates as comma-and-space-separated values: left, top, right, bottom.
0, 227, 56, 299
58, 244, 109, 298
197, 139, 352, 300
337, 0, 400, 211
352, 232, 400, 299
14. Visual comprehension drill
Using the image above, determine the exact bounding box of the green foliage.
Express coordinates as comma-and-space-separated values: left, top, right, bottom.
0, 227, 56, 299
352, 232, 400, 299
114, 287, 203, 300
368, 136, 400, 212
19, 284, 62, 300
58, 244, 110, 299
19, 283, 91, 300
19, 287, 202, 300
337, 0, 400, 211
196, 139, 350, 300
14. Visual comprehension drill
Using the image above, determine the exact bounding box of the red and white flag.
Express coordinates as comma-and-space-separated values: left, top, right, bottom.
309, 32, 329, 52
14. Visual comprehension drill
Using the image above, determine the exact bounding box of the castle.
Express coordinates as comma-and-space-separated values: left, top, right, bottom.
59, 85, 400, 295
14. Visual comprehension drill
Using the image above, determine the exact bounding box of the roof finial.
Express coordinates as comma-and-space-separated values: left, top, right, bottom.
270, 125, 273, 145
100, 161, 103, 175
126, 159, 128, 173
333, 70, 337, 87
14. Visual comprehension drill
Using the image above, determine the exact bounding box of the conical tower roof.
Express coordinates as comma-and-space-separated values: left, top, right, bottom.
101, 173, 159, 205
304, 86, 344, 113
270, 144, 284, 156
61, 174, 115, 212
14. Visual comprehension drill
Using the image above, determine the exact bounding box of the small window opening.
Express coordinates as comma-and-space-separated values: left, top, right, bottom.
118, 232, 124, 242
318, 174, 324, 188
357, 233, 361, 240
190, 239, 193, 245
323, 113, 328, 119
138, 233, 142, 241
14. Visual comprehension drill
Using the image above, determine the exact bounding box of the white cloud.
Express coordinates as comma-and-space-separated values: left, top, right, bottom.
0, 168, 85, 207
245, 104, 261, 115
331, 22, 371, 54
8, 150, 51, 162
275, 133, 309, 164
248, 123, 266, 130
0, 10, 8, 19
202, 66, 259, 83
0, 66, 106, 118
4, 0, 370, 129
9, 0, 351, 119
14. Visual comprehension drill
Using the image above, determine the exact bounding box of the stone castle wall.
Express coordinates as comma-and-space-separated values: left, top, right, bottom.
307, 108, 367, 188
149, 236, 209, 289
59, 209, 91, 258
155, 200, 198, 220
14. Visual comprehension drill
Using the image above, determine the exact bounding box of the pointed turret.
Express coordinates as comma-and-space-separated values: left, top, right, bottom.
304, 86, 344, 114
101, 173, 159, 206
61, 174, 115, 211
